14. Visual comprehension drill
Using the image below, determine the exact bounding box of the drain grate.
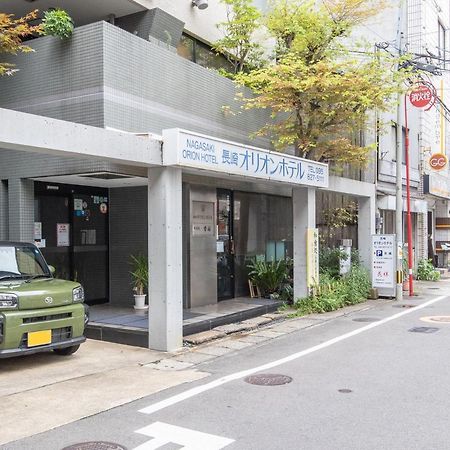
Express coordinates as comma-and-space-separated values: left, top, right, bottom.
408, 327, 439, 334
244, 374, 292, 386
393, 304, 416, 309
352, 318, 380, 323
338, 389, 353, 393
62, 443, 127, 450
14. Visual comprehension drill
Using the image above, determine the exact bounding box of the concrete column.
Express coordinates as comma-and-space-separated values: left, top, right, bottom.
148, 167, 183, 352
8, 178, 34, 243
293, 187, 316, 300
0, 181, 8, 240
358, 194, 376, 270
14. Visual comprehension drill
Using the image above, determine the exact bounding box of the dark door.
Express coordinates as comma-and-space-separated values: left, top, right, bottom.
217, 189, 234, 300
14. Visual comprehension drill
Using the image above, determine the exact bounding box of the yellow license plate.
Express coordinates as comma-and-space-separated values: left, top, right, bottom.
28, 330, 52, 347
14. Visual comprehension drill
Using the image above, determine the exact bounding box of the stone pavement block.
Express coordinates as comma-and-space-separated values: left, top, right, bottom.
198, 345, 235, 356
216, 339, 254, 350
144, 359, 194, 371
173, 351, 217, 365
251, 329, 285, 338
240, 317, 273, 327
237, 335, 269, 343
183, 330, 226, 345
214, 323, 256, 334
276, 319, 322, 331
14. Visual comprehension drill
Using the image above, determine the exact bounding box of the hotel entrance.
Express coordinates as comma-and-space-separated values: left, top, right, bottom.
34, 182, 109, 305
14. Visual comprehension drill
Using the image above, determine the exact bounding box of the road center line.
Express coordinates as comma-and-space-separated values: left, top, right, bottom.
139, 295, 447, 415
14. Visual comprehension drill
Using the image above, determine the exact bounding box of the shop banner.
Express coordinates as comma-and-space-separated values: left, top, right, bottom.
163, 129, 328, 188
306, 228, 319, 288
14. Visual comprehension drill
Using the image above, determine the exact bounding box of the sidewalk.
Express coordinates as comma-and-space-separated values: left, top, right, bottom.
2, 278, 448, 446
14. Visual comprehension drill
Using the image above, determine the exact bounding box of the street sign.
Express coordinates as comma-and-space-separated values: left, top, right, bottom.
372, 234, 396, 297
409, 84, 433, 108
429, 153, 448, 171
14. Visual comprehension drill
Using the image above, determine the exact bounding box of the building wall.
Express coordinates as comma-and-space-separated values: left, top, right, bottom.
109, 186, 148, 307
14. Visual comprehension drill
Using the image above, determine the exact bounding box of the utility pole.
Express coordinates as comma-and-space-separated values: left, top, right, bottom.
395, 2, 405, 302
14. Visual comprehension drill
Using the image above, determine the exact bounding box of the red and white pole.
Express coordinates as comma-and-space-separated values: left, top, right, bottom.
404, 95, 414, 296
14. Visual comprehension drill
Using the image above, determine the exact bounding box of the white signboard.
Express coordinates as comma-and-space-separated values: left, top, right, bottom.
192, 201, 215, 237
34, 222, 42, 240
57, 223, 70, 247
163, 129, 328, 188
372, 234, 395, 297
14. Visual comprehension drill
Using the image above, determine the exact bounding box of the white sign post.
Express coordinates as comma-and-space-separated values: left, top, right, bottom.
371, 234, 396, 297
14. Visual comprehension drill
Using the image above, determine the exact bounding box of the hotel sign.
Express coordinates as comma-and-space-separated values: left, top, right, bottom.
163, 129, 329, 188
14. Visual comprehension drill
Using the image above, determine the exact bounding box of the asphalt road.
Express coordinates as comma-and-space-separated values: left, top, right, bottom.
3, 289, 450, 450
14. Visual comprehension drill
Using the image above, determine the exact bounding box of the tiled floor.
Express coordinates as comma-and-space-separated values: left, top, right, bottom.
89, 297, 281, 330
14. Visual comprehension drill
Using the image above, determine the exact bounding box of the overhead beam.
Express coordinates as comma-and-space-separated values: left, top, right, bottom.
0, 108, 162, 167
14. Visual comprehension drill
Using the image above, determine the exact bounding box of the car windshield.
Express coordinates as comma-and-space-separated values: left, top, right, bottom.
0, 245, 50, 280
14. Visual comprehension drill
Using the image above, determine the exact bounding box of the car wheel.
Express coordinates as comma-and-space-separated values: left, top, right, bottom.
53, 344, 80, 356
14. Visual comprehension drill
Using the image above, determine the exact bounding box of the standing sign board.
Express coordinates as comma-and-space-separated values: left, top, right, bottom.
371, 234, 396, 297
306, 228, 319, 288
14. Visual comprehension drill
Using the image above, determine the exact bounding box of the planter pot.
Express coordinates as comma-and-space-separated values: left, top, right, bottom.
133, 294, 148, 311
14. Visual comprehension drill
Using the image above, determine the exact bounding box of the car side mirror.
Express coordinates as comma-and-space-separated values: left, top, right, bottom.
48, 265, 56, 275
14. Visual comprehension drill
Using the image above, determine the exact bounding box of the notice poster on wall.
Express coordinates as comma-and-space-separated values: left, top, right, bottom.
192, 201, 215, 237
57, 223, 70, 247
306, 228, 319, 288
371, 234, 395, 297
34, 222, 42, 240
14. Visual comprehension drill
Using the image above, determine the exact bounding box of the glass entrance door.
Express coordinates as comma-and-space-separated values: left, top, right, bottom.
217, 189, 234, 300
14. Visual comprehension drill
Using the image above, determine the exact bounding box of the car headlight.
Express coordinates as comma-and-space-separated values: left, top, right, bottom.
72, 286, 84, 303
0, 293, 18, 309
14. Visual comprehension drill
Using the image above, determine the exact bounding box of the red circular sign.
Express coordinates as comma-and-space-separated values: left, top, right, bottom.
409, 85, 433, 108
429, 153, 448, 170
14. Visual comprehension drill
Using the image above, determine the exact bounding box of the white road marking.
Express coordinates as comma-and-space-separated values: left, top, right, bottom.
139, 295, 447, 415
133, 421, 234, 449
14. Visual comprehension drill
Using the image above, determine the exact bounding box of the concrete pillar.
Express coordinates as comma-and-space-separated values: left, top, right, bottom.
358, 195, 376, 270
293, 187, 316, 300
8, 178, 34, 243
0, 181, 8, 240
148, 167, 183, 352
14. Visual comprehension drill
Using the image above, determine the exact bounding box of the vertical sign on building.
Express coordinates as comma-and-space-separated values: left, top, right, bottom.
306, 228, 319, 288
371, 234, 396, 297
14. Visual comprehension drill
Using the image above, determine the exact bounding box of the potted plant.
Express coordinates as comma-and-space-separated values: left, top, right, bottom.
130, 254, 149, 310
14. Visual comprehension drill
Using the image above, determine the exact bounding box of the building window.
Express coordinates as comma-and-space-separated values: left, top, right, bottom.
176, 33, 232, 72
438, 21, 447, 68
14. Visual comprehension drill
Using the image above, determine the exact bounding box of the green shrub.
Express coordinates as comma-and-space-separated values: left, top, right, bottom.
294, 266, 370, 315
319, 247, 347, 278
41, 9, 74, 39
247, 258, 292, 299
416, 259, 440, 281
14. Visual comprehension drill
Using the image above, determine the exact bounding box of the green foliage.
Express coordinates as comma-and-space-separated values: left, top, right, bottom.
323, 202, 358, 229
416, 259, 440, 281
130, 254, 149, 295
40, 9, 74, 39
218, 0, 410, 166
0, 10, 42, 76
213, 0, 264, 74
319, 247, 347, 278
295, 265, 370, 315
247, 258, 292, 299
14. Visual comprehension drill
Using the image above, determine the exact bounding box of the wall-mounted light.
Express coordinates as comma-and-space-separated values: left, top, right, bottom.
192, 0, 208, 10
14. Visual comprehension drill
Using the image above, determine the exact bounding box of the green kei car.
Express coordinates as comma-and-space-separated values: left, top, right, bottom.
0, 241, 88, 358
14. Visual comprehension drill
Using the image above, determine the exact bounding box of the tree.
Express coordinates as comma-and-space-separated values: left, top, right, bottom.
220, 0, 408, 166
0, 8, 74, 76
212, 0, 264, 75
0, 10, 41, 76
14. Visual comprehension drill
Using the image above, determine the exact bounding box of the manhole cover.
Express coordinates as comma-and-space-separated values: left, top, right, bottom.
244, 374, 292, 386
408, 327, 439, 334
338, 389, 353, 393
393, 304, 416, 308
62, 443, 127, 450
421, 316, 450, 324
352, 318, 380, 322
